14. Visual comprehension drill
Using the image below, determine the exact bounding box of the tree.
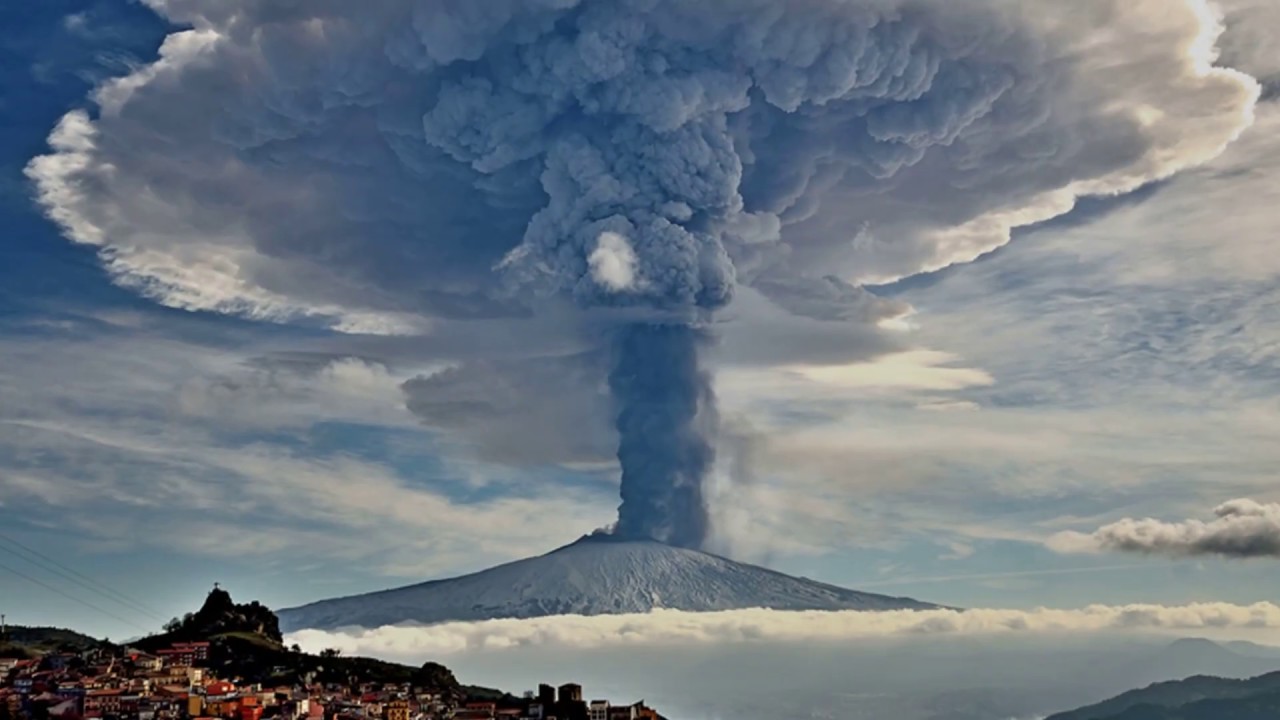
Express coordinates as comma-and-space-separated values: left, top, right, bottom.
319, 648, 342, 658
413, 662, 459, 693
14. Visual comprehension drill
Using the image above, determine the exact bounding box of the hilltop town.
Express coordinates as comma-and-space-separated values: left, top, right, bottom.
0, 588, 663, 720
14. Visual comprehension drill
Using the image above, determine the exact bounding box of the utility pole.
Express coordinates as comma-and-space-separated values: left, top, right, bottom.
1, 613, 6, 641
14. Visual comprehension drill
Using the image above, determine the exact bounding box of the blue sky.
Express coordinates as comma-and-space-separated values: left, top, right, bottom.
2, 0, 1279, 642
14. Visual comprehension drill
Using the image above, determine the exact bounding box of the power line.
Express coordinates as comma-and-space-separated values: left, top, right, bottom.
0, 540, 164, 622
0, 531, 166, 621
0, 541, 164, 623
0, 559, 152, 635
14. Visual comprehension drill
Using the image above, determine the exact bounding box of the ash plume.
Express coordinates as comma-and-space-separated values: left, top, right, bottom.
610, 325, 718, 547
389, 0, 1040, 547
27, 0, 1261, 549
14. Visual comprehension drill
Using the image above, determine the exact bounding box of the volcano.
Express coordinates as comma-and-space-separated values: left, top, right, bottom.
277, 535, 936, 631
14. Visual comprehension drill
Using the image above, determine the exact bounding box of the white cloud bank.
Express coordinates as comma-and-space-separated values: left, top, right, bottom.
1049, 499, 1280, 559
286, 603, 1280, 657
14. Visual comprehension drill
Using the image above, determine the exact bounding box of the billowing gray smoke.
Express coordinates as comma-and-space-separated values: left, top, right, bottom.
28, 0, 1260, 548
407, 0, 1025, 546
610, 325, 717, 547
423, 0, 1015, 311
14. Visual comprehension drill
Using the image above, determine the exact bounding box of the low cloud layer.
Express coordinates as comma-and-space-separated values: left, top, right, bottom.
1050, 500, 1280, 559
286, 602, 1280, 656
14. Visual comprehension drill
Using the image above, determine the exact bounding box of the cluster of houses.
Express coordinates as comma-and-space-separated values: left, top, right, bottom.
0, 643, 661, 720
453, 684, 660, 720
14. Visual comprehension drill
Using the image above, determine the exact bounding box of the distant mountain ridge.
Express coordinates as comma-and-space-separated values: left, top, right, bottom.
278, 535, 935, 631
1223, 640, 1280, 660
1048, 669, 1280, 720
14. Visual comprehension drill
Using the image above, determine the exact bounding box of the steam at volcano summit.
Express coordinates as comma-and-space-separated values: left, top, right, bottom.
28, 0, 1260, 548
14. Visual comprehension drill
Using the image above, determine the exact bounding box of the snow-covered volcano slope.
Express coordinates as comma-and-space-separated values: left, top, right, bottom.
278, 535, 936, 631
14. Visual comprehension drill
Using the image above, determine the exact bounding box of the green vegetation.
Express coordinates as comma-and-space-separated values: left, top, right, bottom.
0, 626, 111, 659
148, 587, 282, 647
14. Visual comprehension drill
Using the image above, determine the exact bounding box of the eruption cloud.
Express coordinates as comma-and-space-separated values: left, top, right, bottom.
611, 325, 718, 547
26, 0, 1261, 548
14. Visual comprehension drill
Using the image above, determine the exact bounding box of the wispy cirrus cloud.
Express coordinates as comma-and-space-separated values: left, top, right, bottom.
0, 322, 614, 581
